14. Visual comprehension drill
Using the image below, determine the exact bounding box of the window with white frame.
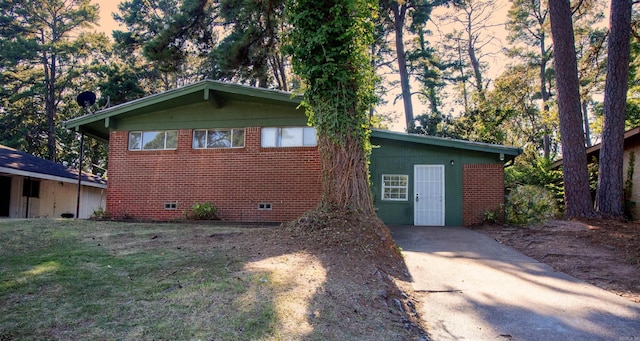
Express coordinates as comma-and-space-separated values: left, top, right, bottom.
382, 174, 409, 201
128, 131, 178, 150
192, 129, 245, 149
261, 127, 317, 147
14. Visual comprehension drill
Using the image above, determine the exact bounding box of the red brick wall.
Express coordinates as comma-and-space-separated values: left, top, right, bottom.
106, 127, 322, 222
462, 164, 504, 225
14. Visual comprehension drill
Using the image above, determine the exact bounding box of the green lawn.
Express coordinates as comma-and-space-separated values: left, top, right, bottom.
0, 219, 276, 340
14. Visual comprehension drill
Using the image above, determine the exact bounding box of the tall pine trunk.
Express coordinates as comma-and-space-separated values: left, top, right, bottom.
582, 101, 592, 147
549, 0, 594, 218
390, 2, 415, 131
595, 0, 632, 217
539, 39, 551, 160
466, 19, 484, 99
44, 50, 57, 162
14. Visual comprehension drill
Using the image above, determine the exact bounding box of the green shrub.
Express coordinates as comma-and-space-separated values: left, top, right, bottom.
504, 149, 565, 212
482, 206, 502, 224
186, 202, 220, 220
90, 207, 109, 220
505, 185, 559, 226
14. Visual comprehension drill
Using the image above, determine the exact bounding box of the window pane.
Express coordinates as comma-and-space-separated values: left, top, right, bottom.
281, 127, 303, 147
22, 179, 40, 198
165, 131, 178, 149
382, 174, 408, 201
193, 130, 207, 148
303, 127, 317, 146
129, 132, 142, 150
208, 130, 231, 148
387, 188, 398, 198
261, 128, 277, 147
232, 129, 245, 147
142, 131, 165, 150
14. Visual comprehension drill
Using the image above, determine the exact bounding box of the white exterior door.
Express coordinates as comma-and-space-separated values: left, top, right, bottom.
414, 165, 445, 226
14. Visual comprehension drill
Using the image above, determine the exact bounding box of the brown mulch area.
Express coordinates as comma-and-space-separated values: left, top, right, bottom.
235, 209, 430, 340
474, 219, 640, 303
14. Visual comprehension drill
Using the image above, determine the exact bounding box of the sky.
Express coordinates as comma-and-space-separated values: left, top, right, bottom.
95, 1, 121, 34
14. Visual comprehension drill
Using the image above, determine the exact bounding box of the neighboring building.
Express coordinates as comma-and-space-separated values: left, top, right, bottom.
64, 80, 521, 226
575, 126, 640, 220
0, 144, 107, 218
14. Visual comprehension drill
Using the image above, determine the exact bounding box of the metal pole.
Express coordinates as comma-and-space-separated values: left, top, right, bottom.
25, 177, 30, 218
76, 132, 84, 219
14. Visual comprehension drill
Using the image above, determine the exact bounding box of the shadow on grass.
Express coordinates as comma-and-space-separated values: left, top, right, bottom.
0, 218, 422, 341
216, 210, 424, 341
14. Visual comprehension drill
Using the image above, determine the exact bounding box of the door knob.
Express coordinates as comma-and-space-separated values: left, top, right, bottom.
415, 193, 419, 202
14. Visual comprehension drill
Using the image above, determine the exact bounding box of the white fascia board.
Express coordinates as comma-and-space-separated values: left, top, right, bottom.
0, 167, 107, 189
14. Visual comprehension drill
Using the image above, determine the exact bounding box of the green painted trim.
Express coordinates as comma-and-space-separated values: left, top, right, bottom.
371, 129, 522, 160
205, 89, 223, 108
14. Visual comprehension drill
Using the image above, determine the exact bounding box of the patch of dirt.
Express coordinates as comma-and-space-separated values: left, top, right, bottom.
474, 219, 640, 303
228, 209, 430, 340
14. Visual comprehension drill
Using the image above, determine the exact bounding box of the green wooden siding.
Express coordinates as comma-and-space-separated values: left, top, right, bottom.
115, 100, 307, 131
64, 80, 306, 140
370, 137, 504, 226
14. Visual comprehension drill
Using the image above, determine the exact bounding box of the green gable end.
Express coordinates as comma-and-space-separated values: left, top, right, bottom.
64, 80, 305, 140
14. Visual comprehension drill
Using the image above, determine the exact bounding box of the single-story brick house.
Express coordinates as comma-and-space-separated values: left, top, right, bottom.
0, 144, 107, 218
64, 80, 521, 225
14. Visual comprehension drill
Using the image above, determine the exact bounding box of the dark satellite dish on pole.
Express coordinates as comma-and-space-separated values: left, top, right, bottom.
76, 91, 96, 111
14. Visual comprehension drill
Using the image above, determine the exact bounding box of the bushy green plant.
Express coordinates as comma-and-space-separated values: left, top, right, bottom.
90, 207, 109, 220
505, 147, 565, 212
187, 202, 220, 220
505, 185, 559, 225
482, 207, 502, 224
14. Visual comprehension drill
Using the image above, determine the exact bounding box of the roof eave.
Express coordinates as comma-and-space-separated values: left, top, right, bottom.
0, 166, 107, 188
65, 80, 301, 127
371, 129, 522, 157
552, 126, 640, 168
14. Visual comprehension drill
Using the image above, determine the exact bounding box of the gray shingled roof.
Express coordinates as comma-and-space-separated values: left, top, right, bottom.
0, 144, 106, 188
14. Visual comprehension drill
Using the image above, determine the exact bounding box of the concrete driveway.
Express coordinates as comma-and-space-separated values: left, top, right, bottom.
389, 225, 640, 341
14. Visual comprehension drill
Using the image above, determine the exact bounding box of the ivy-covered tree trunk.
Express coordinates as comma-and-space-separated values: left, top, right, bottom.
287, 0, 377, 214
317, 128, 375, 214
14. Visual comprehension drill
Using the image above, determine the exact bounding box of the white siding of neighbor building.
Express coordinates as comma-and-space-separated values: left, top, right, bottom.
8, 176, 105, 219
623, 146, 640, 220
